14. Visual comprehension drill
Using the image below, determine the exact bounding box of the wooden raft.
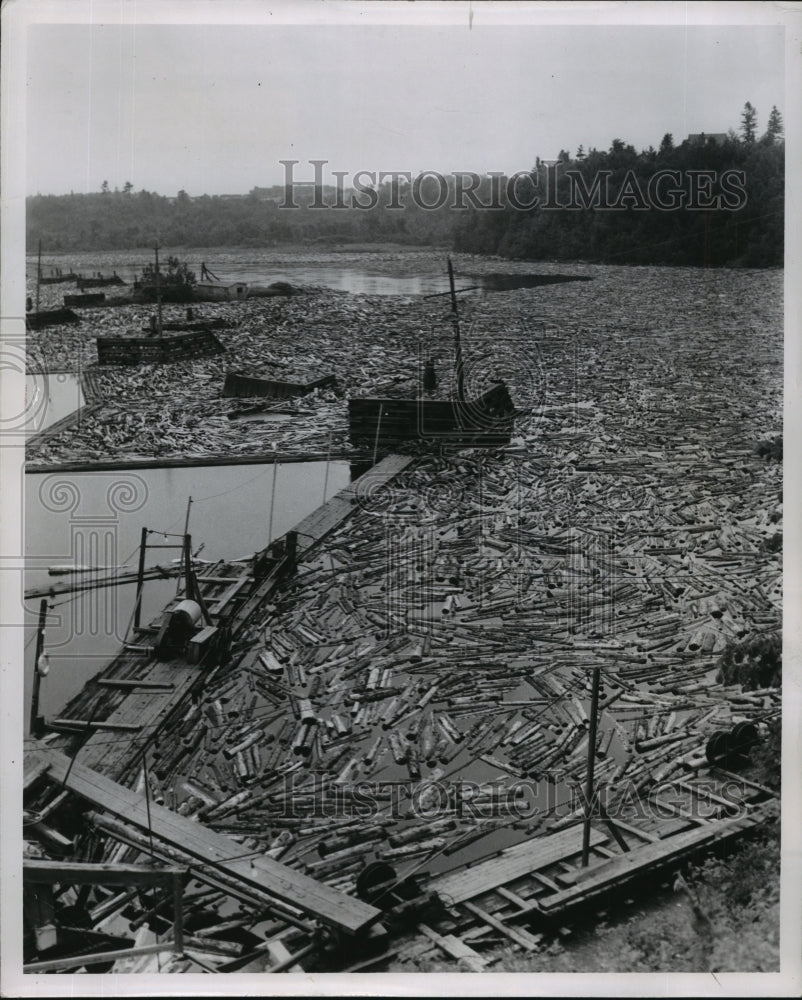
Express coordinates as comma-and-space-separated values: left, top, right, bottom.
27, 743, 382, 937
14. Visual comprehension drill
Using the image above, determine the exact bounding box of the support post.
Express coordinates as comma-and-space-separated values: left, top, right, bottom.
133, 526, 148, 630
29, 598, 48, 737
581, 665, 602, 867
35, 239, 42, 316
176, 497, 193, 596
172, 872, 185, 957
268, 456, 278, 541
372, 403, 384, 465
447, 257, 466, 403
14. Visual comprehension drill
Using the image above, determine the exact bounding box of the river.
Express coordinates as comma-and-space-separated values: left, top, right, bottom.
27, 247, 590, 297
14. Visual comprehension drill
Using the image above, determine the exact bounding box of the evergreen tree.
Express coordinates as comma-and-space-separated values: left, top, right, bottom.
765, 105, 783, 142
741, 102, 757, 144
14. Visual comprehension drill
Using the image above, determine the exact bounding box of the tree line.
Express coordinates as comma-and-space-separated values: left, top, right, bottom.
27, 104, 783, 267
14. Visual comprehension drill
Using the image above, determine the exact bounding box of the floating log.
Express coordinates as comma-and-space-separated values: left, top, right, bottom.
26, 308, 80, 329
64, 292, 106, 307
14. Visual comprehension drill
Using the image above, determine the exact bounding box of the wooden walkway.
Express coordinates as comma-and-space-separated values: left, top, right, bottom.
27, 742, 383, 937
294, 453, 413, 553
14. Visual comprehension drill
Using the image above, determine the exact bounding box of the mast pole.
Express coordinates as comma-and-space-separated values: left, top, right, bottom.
29, 598, 48, 736
133, 526, 149, 631
447, 257, 466, 403
154, 245, 163, 337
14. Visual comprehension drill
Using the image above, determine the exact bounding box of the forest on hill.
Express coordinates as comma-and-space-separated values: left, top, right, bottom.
27, 105, 784, 267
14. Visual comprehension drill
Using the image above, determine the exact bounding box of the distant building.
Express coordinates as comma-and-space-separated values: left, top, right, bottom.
686, 132, 729, 145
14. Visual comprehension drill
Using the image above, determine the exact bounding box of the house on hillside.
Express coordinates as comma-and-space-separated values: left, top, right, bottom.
686, 132, 729, 145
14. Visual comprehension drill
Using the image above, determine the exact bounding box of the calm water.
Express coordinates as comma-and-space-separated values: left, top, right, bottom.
27, 250, 589, 297
24, 372, 84, 435
24, 459, 350, 719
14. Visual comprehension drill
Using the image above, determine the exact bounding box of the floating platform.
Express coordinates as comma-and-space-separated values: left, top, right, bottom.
78, 275, 127, 289
348, 381, 515, 450
223, 371, 337, 401
141, 319, 229, 334
26, 308, 80, 329
96, 330, 226, 366
64, 292, 106, 307
38, 273, 80, 285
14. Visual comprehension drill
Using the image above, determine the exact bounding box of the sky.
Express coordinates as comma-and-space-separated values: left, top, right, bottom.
23, 13, 786, 197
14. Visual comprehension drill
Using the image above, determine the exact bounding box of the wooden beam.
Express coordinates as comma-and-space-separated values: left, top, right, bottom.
96, 679, 175, 691
417, 923, 487, 972
30, 744, 381, 936
23, 941, 174, 974
50, 719, 143, 732
23, 756, 51, 791
23, 859, 187, 887
461, 900, 541, 951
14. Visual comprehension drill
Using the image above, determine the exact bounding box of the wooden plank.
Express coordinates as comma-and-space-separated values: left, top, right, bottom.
530, 871, 562, 894
429, 827, 606, 904
265, 938, 304, 972
495, 885, 531, 910
417, 923, 488, 972
51, 718, 142, 732
23, 754, 51, 791
710, 767, 777, 800
96, 679, 175, 691
30, 744, 381, 935
462, 900, 541, 952
598, 816, 659, 843
673, 779, 741, 811
23, 859, 186, 887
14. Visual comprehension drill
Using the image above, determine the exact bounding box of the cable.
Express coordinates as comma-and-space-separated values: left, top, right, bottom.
191, 465, 274, 504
